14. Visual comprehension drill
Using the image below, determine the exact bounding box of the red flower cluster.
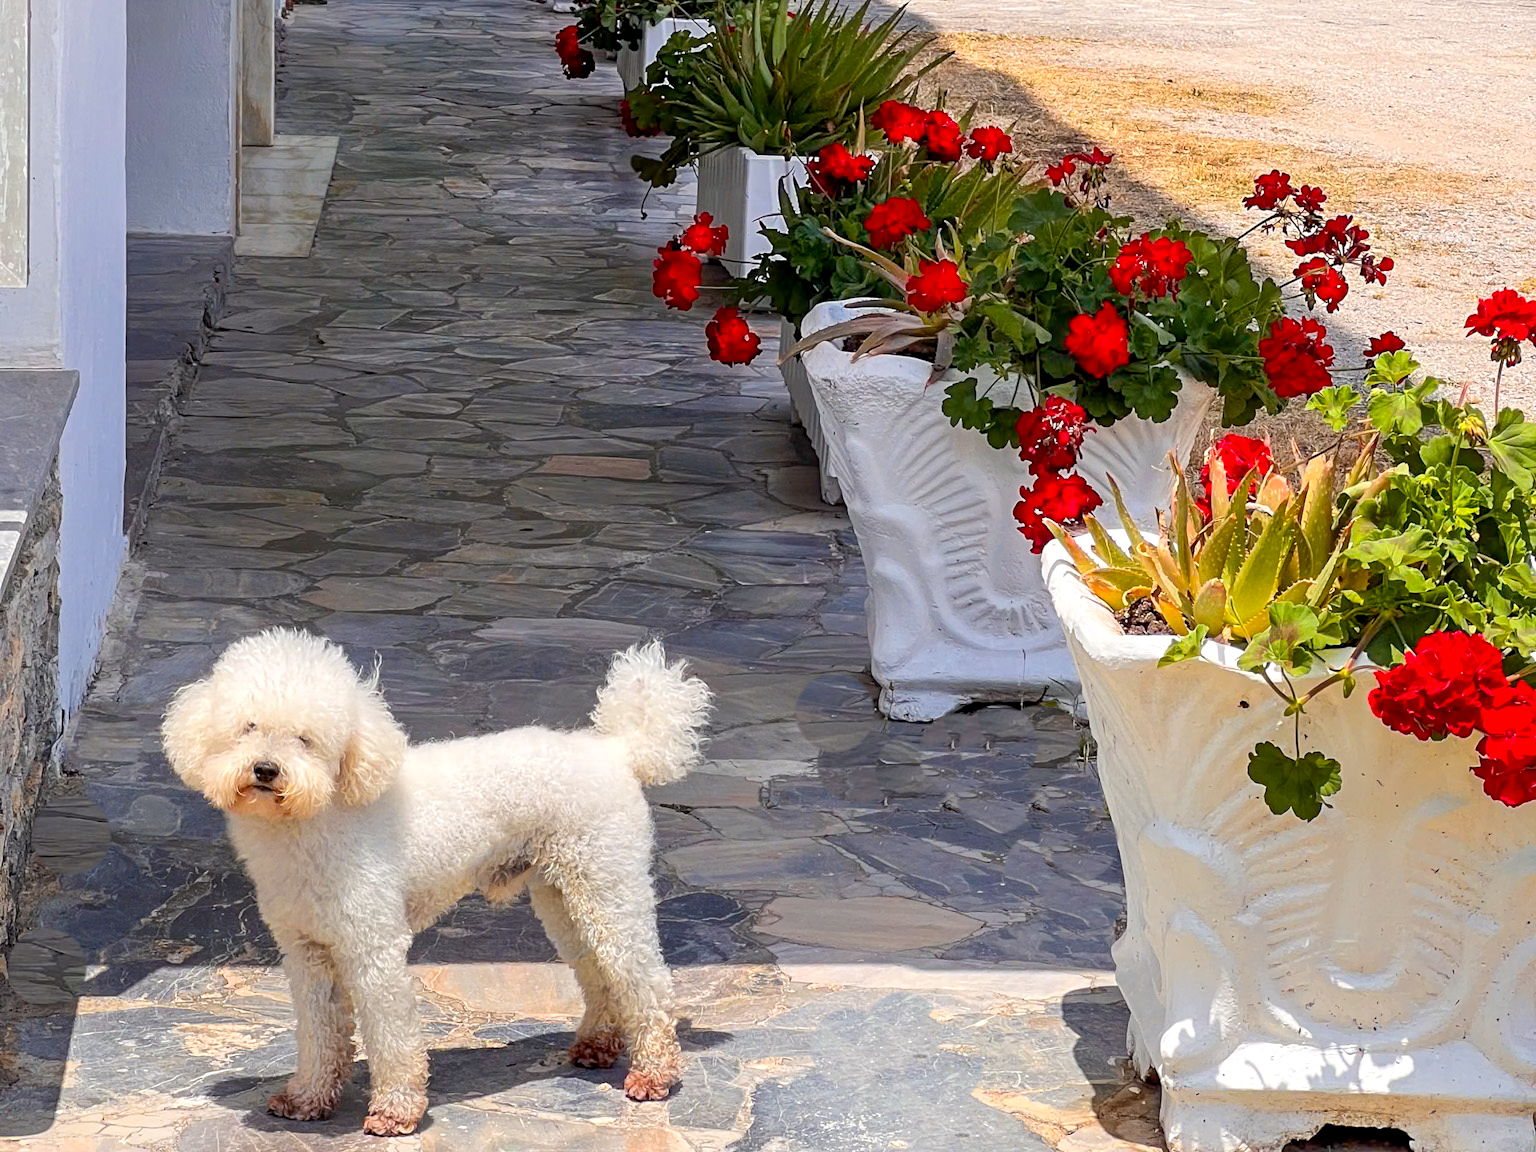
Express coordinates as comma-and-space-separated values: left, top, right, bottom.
706, 307, 761, 365
554, 26, 594, 79
1045, 147, 1113, 205
1259, 316, 1334, 398
652, 245, 702, 310
1369, 631, 1536, 807
620, 98, 657, 138
1014, 471, 1103, 552
1196, 433, 1272, 516
1016, 396, 1090, 473
1370, 631, 1507, 742
679, 212, 728, 257
923, 111, 964, 161
965, 126, 1013, 166
1295, 256, 1349, 313
906, 259, 967, 313
1243, 169, 1294, 211
1109, 234, 1194, 300
1474, 682, 1536, 806
1465, 288, 1536, 367
1365, 331, 1406, 358
864, 196, 932, 249
870, 100, 928, 143
807, 143, 875, 195
1064, 303, 1131, 378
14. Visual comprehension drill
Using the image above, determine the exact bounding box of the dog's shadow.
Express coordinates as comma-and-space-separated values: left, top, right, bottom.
204, 1024, 733, 1136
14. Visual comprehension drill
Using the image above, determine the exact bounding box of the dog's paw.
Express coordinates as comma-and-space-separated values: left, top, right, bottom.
362, 1108, 420, 1137
623, 1068, 676, 1101
569, 1029, 625, 1069
267, 1087, 338, 1122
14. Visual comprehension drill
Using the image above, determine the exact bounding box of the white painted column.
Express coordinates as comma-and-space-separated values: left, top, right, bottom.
0, 0, 128, 711
240, 0, 274, 147
0, 0, 26, 288
126, 0, 239, 235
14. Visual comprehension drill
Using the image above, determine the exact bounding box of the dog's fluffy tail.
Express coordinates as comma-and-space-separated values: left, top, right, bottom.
591, 641, 713, 787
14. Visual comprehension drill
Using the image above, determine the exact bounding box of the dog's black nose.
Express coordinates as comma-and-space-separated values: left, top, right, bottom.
252, 762, 279, 784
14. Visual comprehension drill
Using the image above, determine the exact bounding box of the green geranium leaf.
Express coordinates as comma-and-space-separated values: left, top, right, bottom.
1158, 624, 1208, 667
1368, 385, 1427, 438
1247, 741, 1342, 821
1237, 602, 1322, 676
1306, 385, 1361, 433
1364, 350, 1420, 389
1487, 415, 1536, 492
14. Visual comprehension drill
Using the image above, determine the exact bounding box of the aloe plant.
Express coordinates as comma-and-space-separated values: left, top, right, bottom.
633, 0, 944, 188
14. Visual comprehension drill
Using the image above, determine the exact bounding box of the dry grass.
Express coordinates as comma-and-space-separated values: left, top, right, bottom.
923, 35, 1491, 223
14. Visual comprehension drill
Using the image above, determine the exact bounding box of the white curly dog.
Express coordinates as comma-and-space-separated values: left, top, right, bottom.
162, 628, 713, 1136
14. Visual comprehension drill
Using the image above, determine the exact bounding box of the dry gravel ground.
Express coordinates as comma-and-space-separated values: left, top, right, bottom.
889, 0, 1536, 435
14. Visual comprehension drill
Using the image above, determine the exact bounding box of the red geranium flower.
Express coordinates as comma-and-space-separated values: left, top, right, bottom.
652, 244, 702, 311
1064, 303, 1131, 379
1466, 288, 1536, 367
1244, 170, 1294, 210
1016, 396, 1090, 473
1294, 184, 1327, 212
922, 111, 964, 161
1474, 681, 1536, 806
1368, 631, 1508, 742
870, 100, 929, 143
1260, 316, 1334, 398
1196, 433, 1272, 516
1360, 254, 1394, 286
1109, 234, 1194, 299
906, 259, 967, 313
619, 98, 658, 138
1296, 256, 1350, 313
705, 307, 761, 365
1072, 146, 1113, 166
1366, 331, 1406, 358
1014, 471, 1103, 552
807, 143, 875, 194
965, 126, 1013, 165
562, 49, 595, 79
555, 25, 581, 56
679, 212, 728, 257
1045, 156, 1076, 186
1287, 215, 1371, 263
864, 196, 932, 249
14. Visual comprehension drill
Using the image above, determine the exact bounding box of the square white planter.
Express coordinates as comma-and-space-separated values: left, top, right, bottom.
616, 18, 710, 92
694, 146, 807, 277
779, 318, 841, 506
1041, 539, 1536, 1152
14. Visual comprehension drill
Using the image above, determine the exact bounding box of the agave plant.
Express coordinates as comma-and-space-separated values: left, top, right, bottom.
633, 0, 944, 188
1049, 446, 1383, 647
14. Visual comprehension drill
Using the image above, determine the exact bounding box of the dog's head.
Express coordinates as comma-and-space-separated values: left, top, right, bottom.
162, 629, 408, 821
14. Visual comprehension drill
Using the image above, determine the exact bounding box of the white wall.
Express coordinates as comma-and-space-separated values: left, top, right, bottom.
0, 0, 128, 712
127, 0, 238, 235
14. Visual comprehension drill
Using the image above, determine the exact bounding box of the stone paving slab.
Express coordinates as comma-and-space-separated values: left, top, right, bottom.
0, 2, 1152, 1149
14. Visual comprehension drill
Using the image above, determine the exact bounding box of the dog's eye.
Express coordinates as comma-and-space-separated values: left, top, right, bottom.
296, 734, 311, 748
244, 721, 257, 733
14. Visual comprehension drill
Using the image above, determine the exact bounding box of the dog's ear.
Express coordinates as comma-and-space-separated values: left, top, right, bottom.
163, 679, 216, 789
338, 682, 407, 806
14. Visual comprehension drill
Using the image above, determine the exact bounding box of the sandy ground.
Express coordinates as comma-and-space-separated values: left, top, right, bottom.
887, 0, 1536, 426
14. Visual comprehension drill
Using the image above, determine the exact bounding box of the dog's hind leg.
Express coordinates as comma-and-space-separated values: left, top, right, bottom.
268, 938, 354, 1122
528, 878, 625, 1069
333, 933, 429, 1137
538, 856, 681, 1102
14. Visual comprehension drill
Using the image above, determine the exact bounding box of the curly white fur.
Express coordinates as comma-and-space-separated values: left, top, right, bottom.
162, 628, 712, 1136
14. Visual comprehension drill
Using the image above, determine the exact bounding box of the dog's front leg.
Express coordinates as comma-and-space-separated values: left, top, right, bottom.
269, 938, 353, 1121
335, 936, 428, 1137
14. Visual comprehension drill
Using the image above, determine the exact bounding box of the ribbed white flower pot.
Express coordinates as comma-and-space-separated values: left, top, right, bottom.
1041, 538, 1536, 1152
780, 318, 841, 505
694, 146, 807, 277
616, 17, 710, 92
800, 299, 1212, 720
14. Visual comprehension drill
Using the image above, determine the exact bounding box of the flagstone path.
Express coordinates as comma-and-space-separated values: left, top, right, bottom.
0, 2, 1149, 1149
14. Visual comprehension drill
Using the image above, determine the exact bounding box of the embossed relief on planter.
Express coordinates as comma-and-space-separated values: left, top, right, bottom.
0, 0, 25, 287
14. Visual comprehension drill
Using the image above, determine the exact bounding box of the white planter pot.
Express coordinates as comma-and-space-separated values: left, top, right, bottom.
694, 146, 807, 278
1042, 542, 1536, 1152
800, 298, 1212, 721
780, 318, 841, 505
616, 17, 710, 92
